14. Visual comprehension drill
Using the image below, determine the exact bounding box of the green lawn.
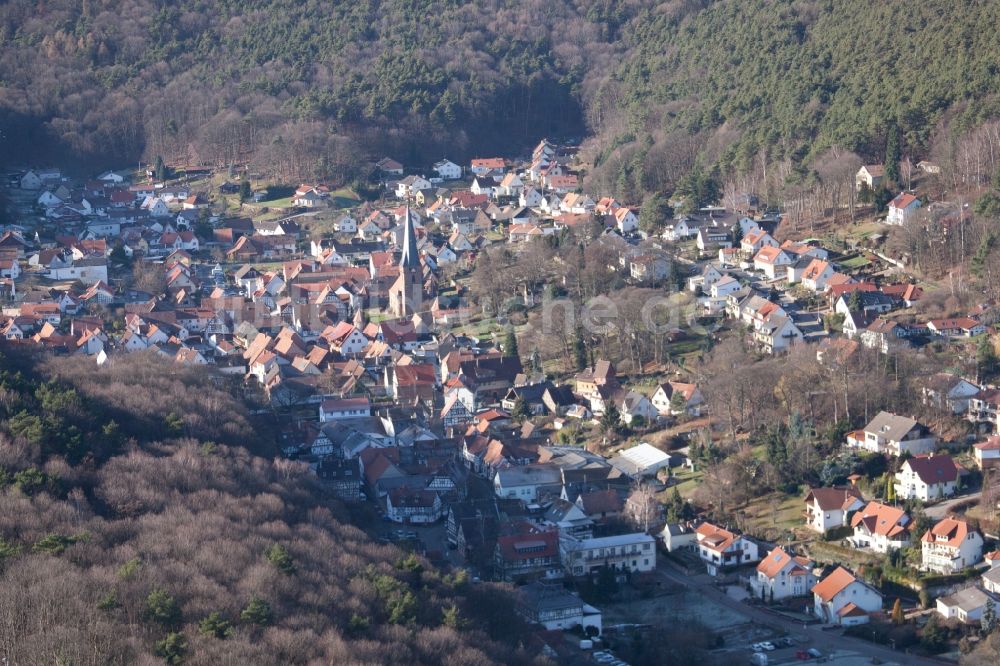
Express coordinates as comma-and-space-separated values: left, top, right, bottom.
841, 255, 872, 269
666, 467, 703, 500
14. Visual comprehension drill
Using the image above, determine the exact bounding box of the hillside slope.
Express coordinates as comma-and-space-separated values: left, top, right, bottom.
0, 0, 611, 173
589, 0, 1000, 197
2, 1, 1000, 192
0, 350, 540, 665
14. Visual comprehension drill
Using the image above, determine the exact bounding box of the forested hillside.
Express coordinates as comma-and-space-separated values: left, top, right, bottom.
587, 0, 1000, 200
0, 0, 611, 176
3, 0, 1000, 193
0, 349, 541, 665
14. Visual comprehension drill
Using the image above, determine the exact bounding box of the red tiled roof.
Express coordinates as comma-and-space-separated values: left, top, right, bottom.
812, 566, 858, 602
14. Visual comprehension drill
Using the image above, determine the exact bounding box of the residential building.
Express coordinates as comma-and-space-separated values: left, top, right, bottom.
695, 523, 760, 576
921, 373, 980, 415
753, 246, 794, 279
812, 566, 883, 625
974, 435, 1000, 469
319, 397, 371, 422
385, 488, 443, 524
921, 518, 984, 574
651, 381, 705, 417
517, 583, 602, 635
803, 487, 865, 533
849, 502, 910, 553
936, 587, 992, 623
494, 524, 563, 582
560, 533, 656, 576
846, 411, 937, 456
886, 193, 921, 225
927, 318, 986, 338
856, 165, 885, 191
657, 522, 697, 552
754, 547, 817, 601
894, 454, 959, 502
493, 464, 563, 502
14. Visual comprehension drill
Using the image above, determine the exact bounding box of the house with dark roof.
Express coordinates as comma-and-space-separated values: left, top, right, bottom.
846, 411, 937, 456
385, 487, 442, 524
894, 454, 959, 501
494, 523, 562, 582
804, 486, 865, 533
517, 582, 602, 635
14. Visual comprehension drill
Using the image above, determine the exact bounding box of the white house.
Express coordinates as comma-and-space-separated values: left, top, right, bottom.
846, 411, 937, 456
614, 208, 639, 234
803, 487, 865, 533
618, 391, 658, 425
922, 373, 980, 414
800, 259, 836, 291
395, 175, 432, 199
334, 214, 357, 233
856, 165, 885, 191
0, 259, 20, 281
519, 188, 545, 208
651, 381, 705, 417
927, 318, 986, 338
849, 501, 910, 553
755, 547, 817, 601
498, 172, 524, 197
19, 170, 43, 190
753, 246, 794, 279
812, 566, 883, 625
710, 275, 742, 299
886, 193, 921, 225
560, 533, 656, 576
37, 190, 63, 208
433, 159, 462, 180
695, 523, 760, 576
657, 522, 697, 553
894, 454, 959, 502
983, 567, 1000, 594
687, 263, 724, 293
936, 587, 992, 623
921, 518, 984, 574
741, 229, 778, 256
517, 583, 602, 635
319, 397, 371, 422
974, 436, 1000, 470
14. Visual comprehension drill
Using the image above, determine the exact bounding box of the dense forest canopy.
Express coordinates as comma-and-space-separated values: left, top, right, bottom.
0, 350, 540, 665
3, 0, 1000, 190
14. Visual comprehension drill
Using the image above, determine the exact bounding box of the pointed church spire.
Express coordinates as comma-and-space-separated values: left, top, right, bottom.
400, 204, 419, 269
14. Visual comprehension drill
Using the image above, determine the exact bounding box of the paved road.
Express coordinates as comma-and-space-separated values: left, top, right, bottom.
925, 489, 983, 520
656, 555, 948, 666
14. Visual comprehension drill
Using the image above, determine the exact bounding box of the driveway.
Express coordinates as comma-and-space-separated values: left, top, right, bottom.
924, 489, 982, 520
655, 555, 948, 666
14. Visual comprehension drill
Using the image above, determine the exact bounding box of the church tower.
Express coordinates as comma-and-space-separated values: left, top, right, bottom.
389, 206, 423, 317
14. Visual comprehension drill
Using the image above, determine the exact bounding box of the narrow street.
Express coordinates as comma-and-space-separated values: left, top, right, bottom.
655, 555, 949, 666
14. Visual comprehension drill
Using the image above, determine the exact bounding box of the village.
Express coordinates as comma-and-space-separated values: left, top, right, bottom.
3, 141, 1000, 666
